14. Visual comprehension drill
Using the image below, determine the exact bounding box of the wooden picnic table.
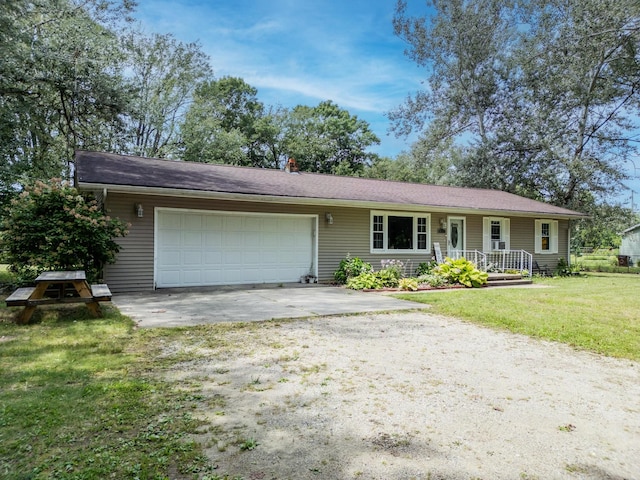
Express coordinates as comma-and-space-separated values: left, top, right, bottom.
5, 270, 112, 324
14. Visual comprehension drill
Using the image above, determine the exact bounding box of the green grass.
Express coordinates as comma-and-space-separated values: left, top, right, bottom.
394, 273, 640, 360
0, 302, 217, 479
2, 270, 639, 478
571, 250, 640, 273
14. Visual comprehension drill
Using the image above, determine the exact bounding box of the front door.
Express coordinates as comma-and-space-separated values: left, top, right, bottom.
448, 217, 465, 257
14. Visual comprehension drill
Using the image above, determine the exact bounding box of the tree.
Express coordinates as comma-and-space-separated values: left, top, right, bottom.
181, 77, 270, 166
1, 179, 128, 283
391, 0, 640, 212
283, 100, 380, 174
391, 0, 514, 141
0, 0, 134, 210
123, 31, 213, 158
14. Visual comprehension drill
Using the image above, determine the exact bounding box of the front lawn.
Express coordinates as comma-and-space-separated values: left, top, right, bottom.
394, 272, 640, 360
0, 303, 216, 479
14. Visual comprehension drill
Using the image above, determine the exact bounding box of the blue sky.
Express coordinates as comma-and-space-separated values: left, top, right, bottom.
133, 0, 640, 209
133, 0, 425, 158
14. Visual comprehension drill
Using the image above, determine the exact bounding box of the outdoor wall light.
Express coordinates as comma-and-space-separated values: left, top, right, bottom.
325, 212, 334, 225
135, 203, 144, 218
439, 218, 446, 229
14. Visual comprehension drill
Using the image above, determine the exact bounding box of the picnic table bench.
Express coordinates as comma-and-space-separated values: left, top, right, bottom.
5, 270, 112, 324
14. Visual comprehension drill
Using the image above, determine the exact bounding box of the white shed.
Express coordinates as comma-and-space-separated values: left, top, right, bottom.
620, 223, 640, 266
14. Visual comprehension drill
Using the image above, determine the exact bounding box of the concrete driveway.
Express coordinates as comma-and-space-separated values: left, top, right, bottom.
113, 284, 422, 328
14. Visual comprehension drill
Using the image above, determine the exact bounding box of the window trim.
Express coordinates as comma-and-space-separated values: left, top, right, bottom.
535, 219, 558, 254
370, 211, 431, 254
482, 217, 511, 252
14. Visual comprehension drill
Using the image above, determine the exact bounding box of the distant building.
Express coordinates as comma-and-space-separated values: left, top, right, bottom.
620, 224, 640, 266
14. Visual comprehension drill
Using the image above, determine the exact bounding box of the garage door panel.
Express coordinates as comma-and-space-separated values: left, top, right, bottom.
183, 251, 202, 265
158, 230, 181, 247
183, 214, 202, 229
158, 212, 182, 228
182, 231, 202, 247
158, 250, 181, 266
156, 211, 314, 288
204, 232, 221, 246
204, 215, 222, 229
203, 251, 222, 264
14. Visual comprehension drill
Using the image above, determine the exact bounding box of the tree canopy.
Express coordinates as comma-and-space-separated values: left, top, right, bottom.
2, 0, 638, 250
391, 0, 640, 213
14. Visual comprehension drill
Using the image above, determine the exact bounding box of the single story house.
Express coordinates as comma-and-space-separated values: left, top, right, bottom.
75, 150, 586, 293
620, 223, 640, 266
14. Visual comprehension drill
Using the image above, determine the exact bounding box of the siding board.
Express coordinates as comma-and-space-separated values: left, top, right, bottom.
102, 192, 570, 292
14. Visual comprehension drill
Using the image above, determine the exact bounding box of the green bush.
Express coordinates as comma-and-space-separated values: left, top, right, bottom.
434, 257, 488, 288
346, 272, 383, 290
376, 268, 400, 288
416, 260, 437, 276
417, 274, 449, 288
1, 179, 128, 284
334, 254, 373, 284
398, 277, 418, 291
346, 269, 400, 290
380, 259, 407, 279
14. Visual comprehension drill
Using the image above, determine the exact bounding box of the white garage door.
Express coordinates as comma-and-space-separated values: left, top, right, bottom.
156, 209, 316, 288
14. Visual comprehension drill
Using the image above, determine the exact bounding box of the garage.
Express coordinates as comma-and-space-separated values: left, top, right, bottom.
155, 208, 317, 288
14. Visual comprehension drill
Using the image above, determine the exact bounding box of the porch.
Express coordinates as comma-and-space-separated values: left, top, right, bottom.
447, 249, 533, 277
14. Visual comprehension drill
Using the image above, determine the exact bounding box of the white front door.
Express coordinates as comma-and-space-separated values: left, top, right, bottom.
448, 217, 466, 257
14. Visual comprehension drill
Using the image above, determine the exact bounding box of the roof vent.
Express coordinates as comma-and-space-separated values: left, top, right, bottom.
284, 158, 299, 174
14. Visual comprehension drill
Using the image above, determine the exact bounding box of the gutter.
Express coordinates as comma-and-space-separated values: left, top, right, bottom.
78, 182, 589, 221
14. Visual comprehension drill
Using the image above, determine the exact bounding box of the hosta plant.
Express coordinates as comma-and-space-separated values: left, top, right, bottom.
434, 257, 488, 288
346, 272, 383, 290
398, 277, 419, 291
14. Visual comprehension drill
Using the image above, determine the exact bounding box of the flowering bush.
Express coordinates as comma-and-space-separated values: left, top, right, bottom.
380, 259, 407, 279
1, 179, 128, 284
334, 254, 373, 284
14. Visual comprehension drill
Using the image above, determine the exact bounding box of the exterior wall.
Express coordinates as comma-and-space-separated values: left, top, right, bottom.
620, 227, 640, 265
102, 191, 571, 292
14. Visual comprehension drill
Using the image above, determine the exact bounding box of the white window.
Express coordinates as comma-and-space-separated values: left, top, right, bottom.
371, 211, 430, 253
483, 217, 511, 251
535, 219, 558, 254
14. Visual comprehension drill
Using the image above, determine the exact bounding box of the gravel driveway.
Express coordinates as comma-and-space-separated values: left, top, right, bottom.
161, 311, 640, 479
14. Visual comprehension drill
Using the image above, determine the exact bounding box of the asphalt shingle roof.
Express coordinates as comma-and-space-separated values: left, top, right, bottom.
75, 150, 585, 218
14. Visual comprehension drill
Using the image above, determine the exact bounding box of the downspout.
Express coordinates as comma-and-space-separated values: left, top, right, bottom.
101, 188, 108, 211
567, 220, 572, 266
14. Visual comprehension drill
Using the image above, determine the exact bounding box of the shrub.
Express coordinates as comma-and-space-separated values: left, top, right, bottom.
555, 257, 580, 276
346, 269, 400, 290
415, 260, 437, 276
380, 259, 409, 279
346, 272, 382, 290
417, 274, 449, 288
376, 268, 400, 288
1, 179, 128, 284
334, 254, 373, 284
434, 257, 488, 288
398, 277, 418, 291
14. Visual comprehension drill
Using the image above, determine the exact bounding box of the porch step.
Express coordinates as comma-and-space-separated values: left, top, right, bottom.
486, 273, 533, 287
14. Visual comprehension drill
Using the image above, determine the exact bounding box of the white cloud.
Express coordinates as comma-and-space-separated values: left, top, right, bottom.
132, 0, 426, 157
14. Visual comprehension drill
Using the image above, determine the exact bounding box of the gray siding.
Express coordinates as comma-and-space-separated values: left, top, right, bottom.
102, 192, 570, 292
620, 227, 640, 265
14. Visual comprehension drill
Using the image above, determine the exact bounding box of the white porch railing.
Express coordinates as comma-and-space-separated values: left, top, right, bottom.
447, 250, 533, 277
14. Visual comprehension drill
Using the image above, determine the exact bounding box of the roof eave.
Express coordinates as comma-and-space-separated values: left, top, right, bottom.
78, 182, 588, 220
